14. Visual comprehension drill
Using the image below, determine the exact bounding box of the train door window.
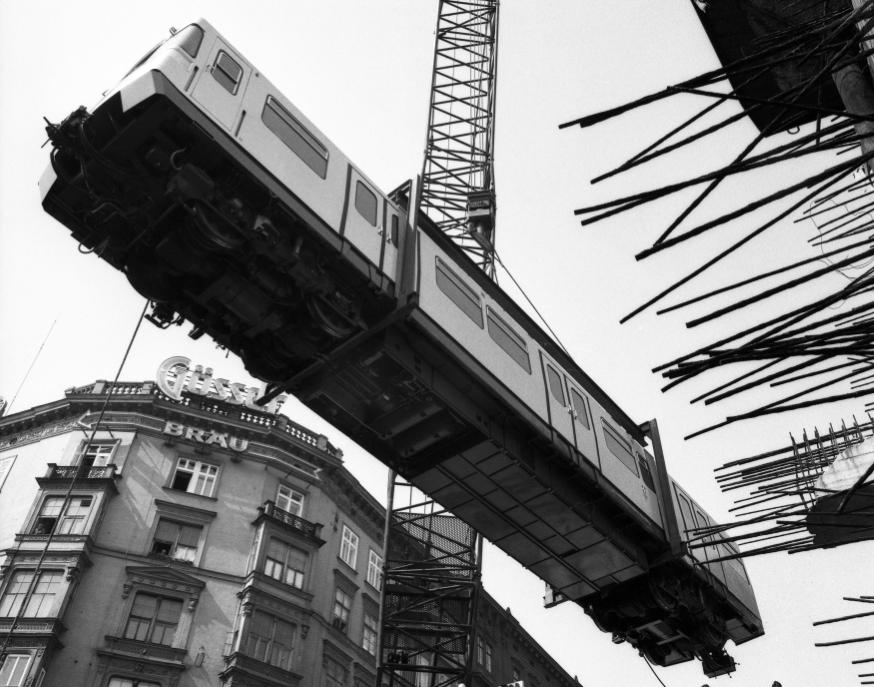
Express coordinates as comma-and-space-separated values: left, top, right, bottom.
390, 214, 399, 245
355, 182, 378, 226
600, 420, 639, 475
636, 453, 655, 490
213, 51, 243, 94
545, 365, 565, 405
569, 389, 590, 430
262, 96, 329, 178
486, 307, 531, 373
435, 258, 483, 327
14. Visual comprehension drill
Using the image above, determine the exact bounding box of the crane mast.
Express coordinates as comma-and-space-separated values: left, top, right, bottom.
420, 0, 500, 280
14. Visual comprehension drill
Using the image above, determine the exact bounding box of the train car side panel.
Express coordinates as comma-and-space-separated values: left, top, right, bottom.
237, 74, 347, 235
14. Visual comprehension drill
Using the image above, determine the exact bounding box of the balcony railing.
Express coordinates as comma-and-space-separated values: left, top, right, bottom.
64, 380, 339, 455
45, 463, 118, 480
104, 635, 186, 663
261, 501, 323, 542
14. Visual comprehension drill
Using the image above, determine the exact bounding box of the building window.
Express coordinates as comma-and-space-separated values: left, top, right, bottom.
366, 550, 383, 591
263, 538, 306, 589
276, 485, 304, 517
150, 520, 202, 563
246, 609, 295, 671
476, 637, 484, 665
108, 678, 162, 687
0, 455, 16, 491
324, 655, 349, 687
0, 570, 63, 617
485, 643, 492, 672
512, 667, 521, 682
123, 592, 182, 646
332, 588, 352, 633
339, 526, 359, 569
170, 458, 218, 497
0, 655, 30, 687
78, 441, 117, 466
32, 496, 92, 535
362, 612, 378, 655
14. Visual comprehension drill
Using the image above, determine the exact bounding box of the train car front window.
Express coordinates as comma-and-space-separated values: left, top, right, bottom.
487, 307, 531, 373
601, 420, 639, 475
262, 96, 329, 178
676, 491, 696, 534
355, 182, 378, 226
435, 258, 483, 327
124, 41, 163, 78
167, 25, 205, 58
546, 366, 565, 405
213, 51, 243, 94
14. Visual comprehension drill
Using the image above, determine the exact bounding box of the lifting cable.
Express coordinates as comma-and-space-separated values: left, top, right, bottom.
0, 301, 148, 660
5, 314, 61, 417
642, 654, 669, 687
493, 250, 571, 359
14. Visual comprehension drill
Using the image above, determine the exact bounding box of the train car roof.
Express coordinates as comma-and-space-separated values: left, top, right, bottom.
692, 0, 844, 134
415, 211, 647, 445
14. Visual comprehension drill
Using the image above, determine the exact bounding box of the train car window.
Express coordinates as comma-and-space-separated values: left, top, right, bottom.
262, 96, 329, 178
436, 258, 484, 327
355, 182, 378, 226
124, 41, 164, 78
486, 307, 531, 373
729, 555, 750, 583
546, 365, 565, 405
601, 420, 639, 475
675, 490, 696, 534
167, 25, 204, 58
569, 389, 590, 429
390, 214, 399, 244
213, 51, 243, 94
636, 453, 655, 490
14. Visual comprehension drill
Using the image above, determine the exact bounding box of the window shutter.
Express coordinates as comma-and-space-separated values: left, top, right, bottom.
287, 546, 307, 571
177, 523, 202, 547
266, 538, 287, 561
154, 520, 177, 542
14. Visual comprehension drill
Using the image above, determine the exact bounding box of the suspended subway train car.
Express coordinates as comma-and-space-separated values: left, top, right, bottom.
39, 19, 763, 677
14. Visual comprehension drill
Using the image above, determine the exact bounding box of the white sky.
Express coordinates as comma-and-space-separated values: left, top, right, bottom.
1, 2, 871, 685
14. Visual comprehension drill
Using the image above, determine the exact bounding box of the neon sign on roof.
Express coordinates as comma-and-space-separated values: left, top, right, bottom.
156, 356, 288, 415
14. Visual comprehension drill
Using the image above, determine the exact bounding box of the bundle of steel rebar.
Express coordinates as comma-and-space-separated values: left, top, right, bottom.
562, 0, 874, 433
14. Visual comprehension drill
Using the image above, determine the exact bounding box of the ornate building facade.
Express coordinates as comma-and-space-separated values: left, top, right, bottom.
0, 372, 386, 687
0, 364, 581, 687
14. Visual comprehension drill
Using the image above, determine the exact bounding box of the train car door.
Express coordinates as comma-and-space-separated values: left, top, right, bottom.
192, 39, 251, 131
540, 354, 575, 457
382, 202, 399, 283
342, 169, 384, 268
564, 378, 600, 470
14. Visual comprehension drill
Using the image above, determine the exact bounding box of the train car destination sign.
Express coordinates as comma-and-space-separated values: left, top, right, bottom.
156, 356, 288, 415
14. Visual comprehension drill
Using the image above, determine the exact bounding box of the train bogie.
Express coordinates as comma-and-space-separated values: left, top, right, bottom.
39, 19, 763, 677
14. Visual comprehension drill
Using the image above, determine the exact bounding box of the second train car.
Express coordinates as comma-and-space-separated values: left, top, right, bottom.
39, 19, 763, 676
